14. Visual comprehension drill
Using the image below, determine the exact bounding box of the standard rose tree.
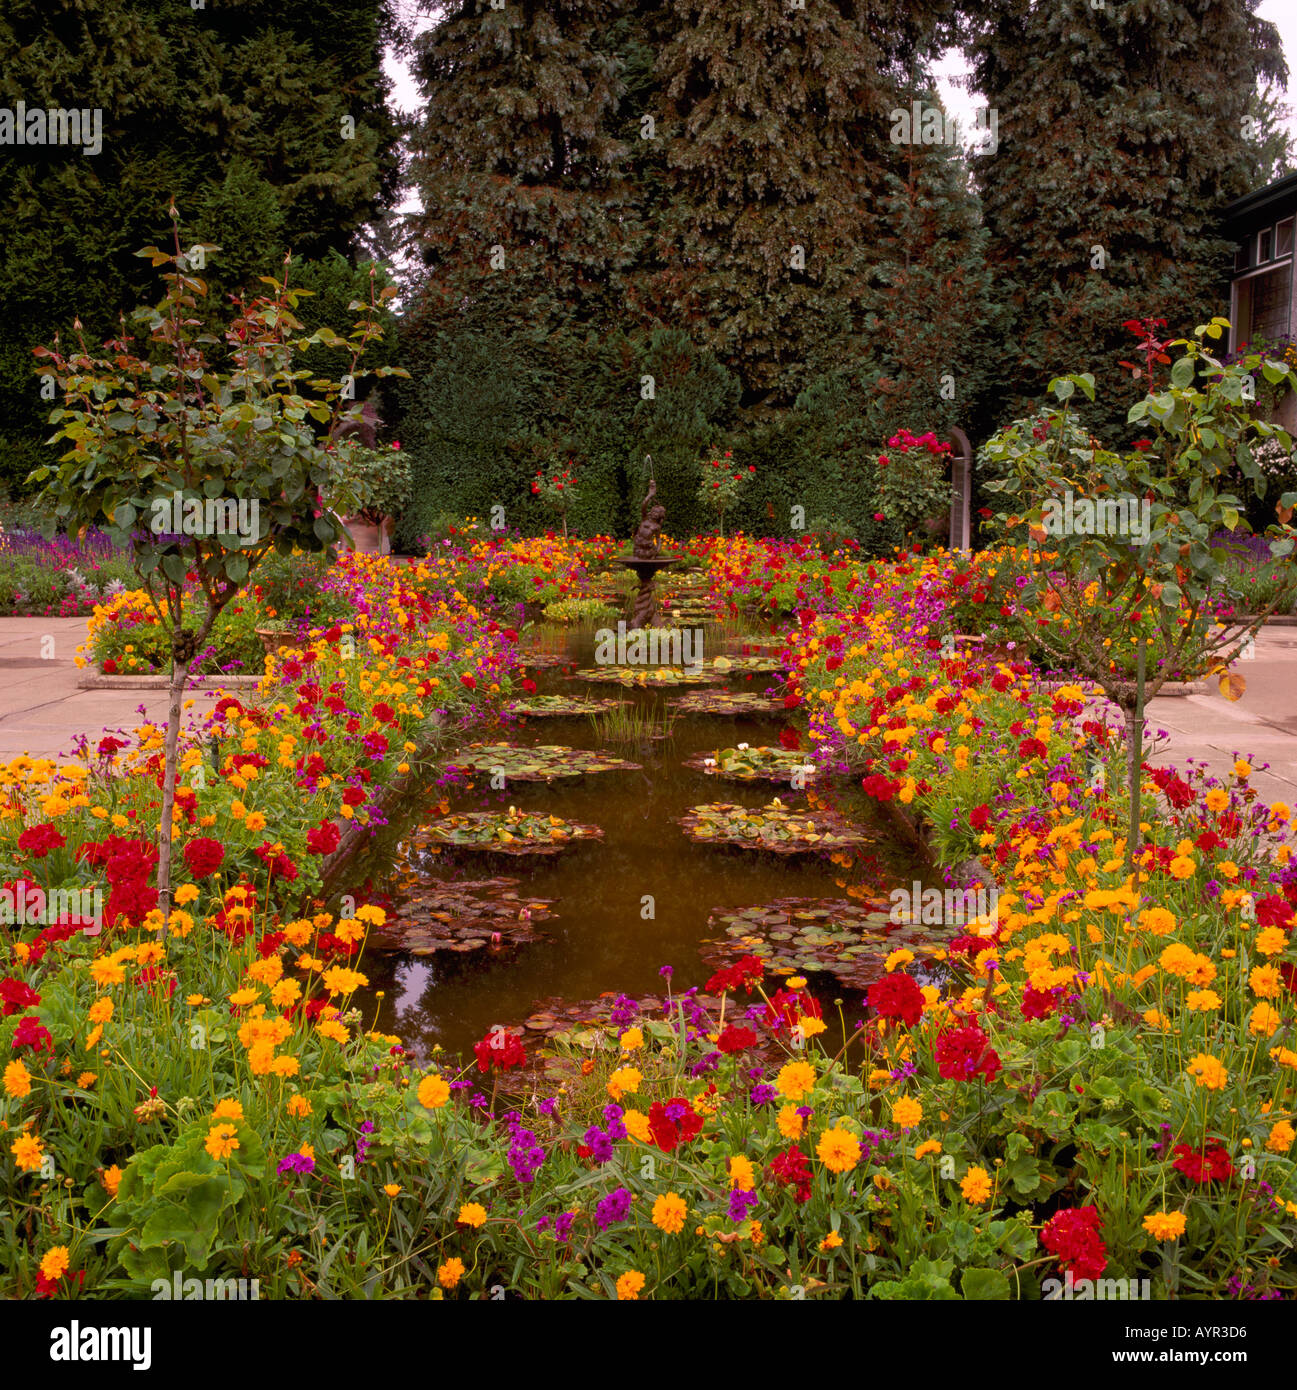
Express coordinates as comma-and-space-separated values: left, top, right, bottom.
28, 204, 405, 914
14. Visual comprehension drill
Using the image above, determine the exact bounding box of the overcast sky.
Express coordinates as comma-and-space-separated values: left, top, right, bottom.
383, 1, 1297, 214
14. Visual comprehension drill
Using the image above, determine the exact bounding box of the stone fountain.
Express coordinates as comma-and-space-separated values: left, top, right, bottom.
614, 463, 677, 629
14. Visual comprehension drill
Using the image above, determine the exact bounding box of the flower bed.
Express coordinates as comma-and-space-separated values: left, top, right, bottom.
2, 539, 1295, 1301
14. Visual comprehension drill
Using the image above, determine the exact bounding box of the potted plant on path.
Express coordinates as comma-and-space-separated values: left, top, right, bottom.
331, 439, 412, 555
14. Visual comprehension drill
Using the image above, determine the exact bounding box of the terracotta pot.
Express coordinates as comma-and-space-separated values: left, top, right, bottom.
341, 515, 393, 555
256, 627, 303, 656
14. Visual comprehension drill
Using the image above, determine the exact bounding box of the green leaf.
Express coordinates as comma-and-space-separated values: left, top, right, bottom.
961, 1266, 1011, 1300
1170, 357, 1196, 389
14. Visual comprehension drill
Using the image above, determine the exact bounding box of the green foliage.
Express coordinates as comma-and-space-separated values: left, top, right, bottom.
0, 0, 402, 494
329, 442, 412, 525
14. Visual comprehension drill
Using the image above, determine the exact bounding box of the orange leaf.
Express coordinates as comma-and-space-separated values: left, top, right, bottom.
1218, 672, 1246, 702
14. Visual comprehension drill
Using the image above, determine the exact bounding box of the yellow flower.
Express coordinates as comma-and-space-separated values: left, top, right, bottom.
173, 883, 200, 906
775, 1060, 816, 1101
777, 1104, 804, 1140
39, 1246, 70, 1281
816, 1127, 861, 1174
606, 1067, 642, 1102
622, 1108, 651, 1143
1255, 926, 1289, 957
10, 1132, 44, 1171
892, 1097, 923, 1130
458, 1202, 488, 1228
437, 1257, 465, 1289
1249, 1003, 1282, 1037
384, 1184, 402, 1198
1234, 760, 1252, 778
1204, 788, 1229, 812
884, 949, 915, 973
618, 1027, 644, 1052
3, 1060, 32, 1099
616, 1270, 646, 1300
914, 1139, 943, 1160
418, 1074, 450, 1110
728, 1154, 756, 1191
286, 1095, 312, 1118
244, 811, 267, 833
212, 1099, 244, 1121
1142, 1211, 1186, 1241
1186, 1053, 1228, 1091
1250, 964, 1282, 998
652, 1192, 687, 1234
76, 1072, 97, 1089
204, 1123, 240, 1160
961, 1166, 992, 1204
819, 1231, 844, 1252
1137, 906, 1176, 936
1266, 1120, 1295, 1154
1184, 989, 1221, 1012
101, 1164, 122, 1197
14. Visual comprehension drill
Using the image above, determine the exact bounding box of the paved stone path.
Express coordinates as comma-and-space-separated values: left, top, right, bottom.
0, 617, 230, 762
3, 616, 1297, 804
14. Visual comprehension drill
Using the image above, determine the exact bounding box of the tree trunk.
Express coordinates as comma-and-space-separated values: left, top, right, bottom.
1123, 639, 1148, 876
157, 655, 190, 920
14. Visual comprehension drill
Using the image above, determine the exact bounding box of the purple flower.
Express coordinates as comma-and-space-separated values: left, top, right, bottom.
583, 1125, 615, 1164
555, 1211, 576, 1243
277, 1153, 315, 1176
728, 1188, 759, 1222
595, 1187, 632, 1231
749, 1083, 776, 1106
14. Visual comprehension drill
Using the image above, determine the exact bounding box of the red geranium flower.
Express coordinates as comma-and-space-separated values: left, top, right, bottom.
647, 1098, 704, 1153
867, 972, 924, 1026
17, 824, 65, 859
934, 1023, 1002, 1083
716, 1024, 757, 1054
305, 821, 341, 856
473, 1028, 526, 1073
183, 837, 225, 879
1039, 1206, 1107, 1281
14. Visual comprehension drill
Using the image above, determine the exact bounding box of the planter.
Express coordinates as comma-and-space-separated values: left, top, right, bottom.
340, 514, 393, 556
256, 627, 303, 656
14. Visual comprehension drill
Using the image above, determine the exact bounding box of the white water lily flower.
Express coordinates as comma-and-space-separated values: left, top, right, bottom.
737, 742, 750, 751
703, 758, 716, 767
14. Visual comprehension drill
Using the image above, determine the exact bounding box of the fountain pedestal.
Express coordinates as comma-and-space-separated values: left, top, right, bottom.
613, 556, 678, 630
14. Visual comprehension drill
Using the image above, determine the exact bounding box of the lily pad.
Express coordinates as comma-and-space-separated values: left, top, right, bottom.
701, 897, 954, 990
366, 877, 554, 956
686, 745, 824, 784
670, 689, 785, 717
410, 810, 603, 856
518, 651, 577, 670
572, 666, 726, 687
678, 799, 871, 854
446, 742, 642, 782
704, 655, 786, 675
508, 695, 622, 718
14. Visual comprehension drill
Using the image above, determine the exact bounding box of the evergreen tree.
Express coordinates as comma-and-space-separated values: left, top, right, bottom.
966, 0, 1286, 440
0, 0, 402, 492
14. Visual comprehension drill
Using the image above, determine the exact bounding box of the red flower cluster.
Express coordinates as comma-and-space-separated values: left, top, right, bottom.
867, 972, 924, 1026
704, 955, 764, 994
12, 1014, 53, 1053
76, 835, 158, 928
1171, 1140, 1235, 1185
934, 1023, 1002, 1083
1039, 1205, 1107, 1281
473, 1028, 526, 1073
17, 824, 66, 859
0, 976, 41, 1015
253, 842, 299, 881
1020, 986, 1058, 1020
764, 987, 822, 1034
183, 837, 225, 880
716, 1024, 757, 1054
647, 1099, 704, 1153
305, 821, 341, 856
768, 1143, 813, 1203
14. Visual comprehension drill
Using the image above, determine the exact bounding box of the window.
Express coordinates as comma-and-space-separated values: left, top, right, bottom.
1260, 227, 1274, 263
1237, 239, 1252, 272
1279, 219, 1294, 257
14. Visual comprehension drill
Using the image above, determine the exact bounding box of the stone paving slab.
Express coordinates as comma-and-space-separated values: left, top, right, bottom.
0, 617, 235, 762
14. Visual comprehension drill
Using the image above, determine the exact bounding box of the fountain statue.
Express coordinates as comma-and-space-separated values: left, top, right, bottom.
616, 459, 677, 629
